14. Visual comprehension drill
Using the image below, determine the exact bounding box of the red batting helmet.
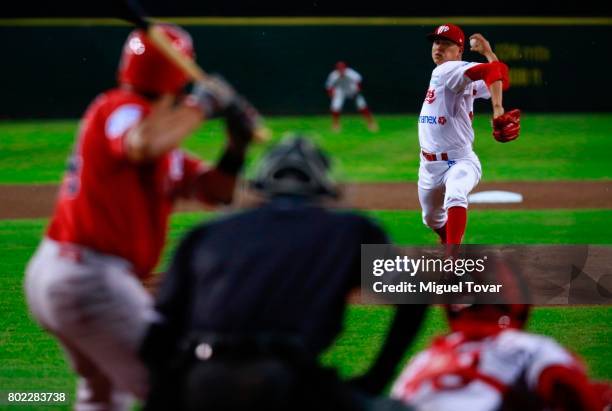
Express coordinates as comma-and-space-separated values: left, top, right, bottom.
118, 24, 195, 96
426, 24, 465, 49
336, 61, 347, 72
445, 304, 531, 337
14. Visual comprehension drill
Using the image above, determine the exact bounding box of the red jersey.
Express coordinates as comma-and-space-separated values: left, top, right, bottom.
48, 88, 206, 278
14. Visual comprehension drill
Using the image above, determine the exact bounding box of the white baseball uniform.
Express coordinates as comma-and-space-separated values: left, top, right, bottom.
391, 329, 583, 411
325, 67, 368, 112
417, 60, 490, 230
25, 239, 158, 410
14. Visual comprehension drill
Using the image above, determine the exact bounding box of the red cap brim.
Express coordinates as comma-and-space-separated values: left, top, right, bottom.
426, 33, 462, 47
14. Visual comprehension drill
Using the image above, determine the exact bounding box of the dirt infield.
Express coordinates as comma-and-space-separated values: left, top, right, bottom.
1, 181, 611, 220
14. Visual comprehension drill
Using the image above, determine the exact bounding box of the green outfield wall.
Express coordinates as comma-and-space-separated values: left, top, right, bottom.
1, 18, 611, 118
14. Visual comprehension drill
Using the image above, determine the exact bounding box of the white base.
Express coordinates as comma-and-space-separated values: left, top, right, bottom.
468, 190, 523, 204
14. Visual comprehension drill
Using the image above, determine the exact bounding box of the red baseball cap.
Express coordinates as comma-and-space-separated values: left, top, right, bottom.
426, 24, 465, 48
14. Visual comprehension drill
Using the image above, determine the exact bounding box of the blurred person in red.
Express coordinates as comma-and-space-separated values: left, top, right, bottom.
24, 24, 261, 411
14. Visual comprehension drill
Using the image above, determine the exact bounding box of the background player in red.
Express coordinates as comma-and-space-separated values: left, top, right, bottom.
415, 24, 520, 253
325, 61, 378, 132
391, 304, 607, 411
24, 24, 261, 411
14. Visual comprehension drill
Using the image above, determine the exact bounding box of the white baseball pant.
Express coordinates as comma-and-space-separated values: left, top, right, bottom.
330, 90, 367, 112
25, 238, 158, 411
417, 148, 481, 229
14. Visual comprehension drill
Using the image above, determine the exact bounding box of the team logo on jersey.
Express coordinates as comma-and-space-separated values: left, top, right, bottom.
425, 89, 436, 104
418, 115, 446, 126
105, 104, 143, 140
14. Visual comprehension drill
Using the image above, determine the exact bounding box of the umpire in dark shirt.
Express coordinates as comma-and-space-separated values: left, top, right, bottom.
141, 136, 425, 411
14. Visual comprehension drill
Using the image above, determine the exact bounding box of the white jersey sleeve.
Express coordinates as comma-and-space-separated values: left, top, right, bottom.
345, 68, 363, 84
325, 71, 339, 89
440, 61, 483, 94
473, 80, 491, 100
521, 334, 580, 390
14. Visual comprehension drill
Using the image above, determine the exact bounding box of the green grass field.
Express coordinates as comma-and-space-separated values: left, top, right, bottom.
1, 114, 611, 409
1, 113, 611, 183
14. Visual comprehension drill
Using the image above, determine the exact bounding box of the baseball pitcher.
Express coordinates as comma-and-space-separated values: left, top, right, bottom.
416, 24, 520, 250
24, 24, 261, 411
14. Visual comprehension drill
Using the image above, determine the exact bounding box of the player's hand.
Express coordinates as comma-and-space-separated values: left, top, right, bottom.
185, 75, 237, 118
493, 105, 505, 119
469, 33, 494, 56
224, 96, 263, 151
327, 88, 335, 98
492, 109, 521, 143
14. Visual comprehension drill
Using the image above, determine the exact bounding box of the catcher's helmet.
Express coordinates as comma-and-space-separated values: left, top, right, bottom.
118, 24, 194, 96
251, 136, 339, 199
445, 304, 531, 336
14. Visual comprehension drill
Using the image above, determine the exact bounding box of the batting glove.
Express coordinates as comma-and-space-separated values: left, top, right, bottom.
185, 75, 237, 118
224, 96, 262, 151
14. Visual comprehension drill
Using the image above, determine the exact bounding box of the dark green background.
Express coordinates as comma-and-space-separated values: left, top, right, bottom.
1, 24, 610, 118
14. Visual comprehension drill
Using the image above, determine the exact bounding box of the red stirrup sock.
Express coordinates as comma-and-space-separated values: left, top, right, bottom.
359, 107, 373, 121
446, 206, 467, 245
331, 111, 340, 129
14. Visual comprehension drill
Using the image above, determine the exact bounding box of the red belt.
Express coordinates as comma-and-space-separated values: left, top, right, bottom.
422, 150, 449, 161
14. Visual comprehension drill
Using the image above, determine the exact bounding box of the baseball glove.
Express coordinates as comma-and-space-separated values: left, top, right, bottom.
492, 109, 521, 143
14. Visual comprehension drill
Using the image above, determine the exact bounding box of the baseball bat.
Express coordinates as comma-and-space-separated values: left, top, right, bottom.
120, 0, 271, 142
